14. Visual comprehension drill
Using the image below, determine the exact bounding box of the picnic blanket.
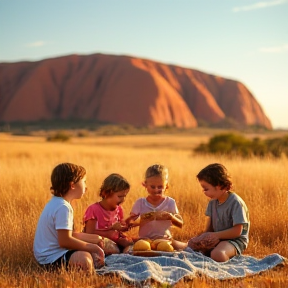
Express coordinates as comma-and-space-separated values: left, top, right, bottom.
97, 247, 285, 285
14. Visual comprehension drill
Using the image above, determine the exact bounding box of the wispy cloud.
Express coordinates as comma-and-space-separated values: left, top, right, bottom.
233, 0, 288, 12
259, 44, 288, 53
25, 41, 47, 47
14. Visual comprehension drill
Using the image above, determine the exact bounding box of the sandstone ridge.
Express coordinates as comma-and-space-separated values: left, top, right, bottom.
0, 53, 272, 129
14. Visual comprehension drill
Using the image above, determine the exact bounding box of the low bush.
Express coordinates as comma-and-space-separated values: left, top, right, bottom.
194, 133, 288, 157
46, 131, 71, 142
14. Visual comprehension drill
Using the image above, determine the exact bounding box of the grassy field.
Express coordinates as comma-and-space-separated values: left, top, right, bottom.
0, 132, 287, 287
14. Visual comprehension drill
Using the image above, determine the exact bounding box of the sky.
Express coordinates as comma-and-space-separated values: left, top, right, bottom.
0, 0, 287, 129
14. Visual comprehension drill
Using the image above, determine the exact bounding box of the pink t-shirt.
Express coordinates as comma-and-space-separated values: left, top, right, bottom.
131, 197, 179, 240
83, 202, 124, 229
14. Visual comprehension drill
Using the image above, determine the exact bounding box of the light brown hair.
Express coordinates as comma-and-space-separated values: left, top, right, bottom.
99, 173, 130, 199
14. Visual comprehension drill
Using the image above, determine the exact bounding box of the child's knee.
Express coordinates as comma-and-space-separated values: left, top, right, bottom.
84, 254, 94, 272
210, 249, 229, 262
70, 251, 94, 272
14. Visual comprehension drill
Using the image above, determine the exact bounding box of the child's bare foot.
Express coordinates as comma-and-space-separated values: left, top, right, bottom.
91, 246, 105, 269
171, 239, 188, 250
117, 237, 134, 248
104, 238, 120, 255
122, 245, 133, 254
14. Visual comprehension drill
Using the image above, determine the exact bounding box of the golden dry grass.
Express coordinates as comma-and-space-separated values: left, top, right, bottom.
0, 132, 287, 287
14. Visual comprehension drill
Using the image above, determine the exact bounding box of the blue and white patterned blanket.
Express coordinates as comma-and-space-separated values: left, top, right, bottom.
97, 247, 285, 285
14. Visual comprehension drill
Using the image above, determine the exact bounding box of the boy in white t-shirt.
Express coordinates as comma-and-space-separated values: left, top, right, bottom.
33, 163, 104, 273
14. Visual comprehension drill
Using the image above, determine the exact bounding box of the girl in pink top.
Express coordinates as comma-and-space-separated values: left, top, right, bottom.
83, 173, 133, 254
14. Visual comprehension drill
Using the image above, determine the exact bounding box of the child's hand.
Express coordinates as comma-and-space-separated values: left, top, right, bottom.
87, 235, 104, 248
139, 212, 155, 225
103, 229, 121, 241
188, 232, 220, 253
155, 211, 172, 221
110, 222, 129, 232
141, 212, 155, 220
91, 234, 104, 246
125, 214, 140, 225
201, 232, 219, 244
97, 237, 104, 249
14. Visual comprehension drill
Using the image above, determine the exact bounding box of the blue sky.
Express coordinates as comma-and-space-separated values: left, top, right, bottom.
1, 0, 287, 129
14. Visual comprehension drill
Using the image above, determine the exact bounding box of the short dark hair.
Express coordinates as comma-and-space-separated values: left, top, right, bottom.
51, 163, 86, 197
100, 173, 130, 199
197, 163, 232, 190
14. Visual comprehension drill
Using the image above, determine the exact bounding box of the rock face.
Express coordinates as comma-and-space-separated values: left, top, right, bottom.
0, 53, 272, 129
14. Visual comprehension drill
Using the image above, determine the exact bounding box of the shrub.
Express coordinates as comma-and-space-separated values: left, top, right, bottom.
194, 133, 288, 158
194, 133, 252, 157
265, 135, 288, 157
46, 131, 71, 142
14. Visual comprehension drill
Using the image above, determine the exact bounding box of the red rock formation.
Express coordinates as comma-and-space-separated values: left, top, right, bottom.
0, 53, 272, 129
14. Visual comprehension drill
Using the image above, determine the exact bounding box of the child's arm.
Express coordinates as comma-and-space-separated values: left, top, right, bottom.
125, 213, 140, 227
214, 224, 243, 239
171, 213, 183, 228
203, 217, 243, 239
135, 211, 183, 228
58, 229, 103, 254
84, 219, 126, 240
199, 223, 243, 246
153, 211, 183, 228
72, 232, 103, 247
84, 219, 98, 234
204, 217, 214, 232
109, 222, 129, 232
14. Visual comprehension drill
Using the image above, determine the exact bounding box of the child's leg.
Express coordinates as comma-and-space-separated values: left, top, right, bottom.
210, 241, 237, 262
69, 246, 105, 272
68, 251, 95, 273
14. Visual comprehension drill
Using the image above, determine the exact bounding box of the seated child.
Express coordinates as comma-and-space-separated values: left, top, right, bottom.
127, 164, 187, 250
188, 163, 250, 262
33, 163, 104, 273
83, 173, 133, 254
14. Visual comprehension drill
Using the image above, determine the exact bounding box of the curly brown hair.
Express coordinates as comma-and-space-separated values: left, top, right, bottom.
196, 163, 232, 190
50, 163, 86, 197
99, 173, 130, 199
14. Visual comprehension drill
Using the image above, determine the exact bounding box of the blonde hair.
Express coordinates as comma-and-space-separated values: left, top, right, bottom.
144, 164, 169, 182
50, 163, 86, 197
99, 173, 130, 199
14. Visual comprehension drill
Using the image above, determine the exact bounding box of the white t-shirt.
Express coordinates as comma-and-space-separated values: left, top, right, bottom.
131, 197, 179, 239
33, 196, 73, 264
